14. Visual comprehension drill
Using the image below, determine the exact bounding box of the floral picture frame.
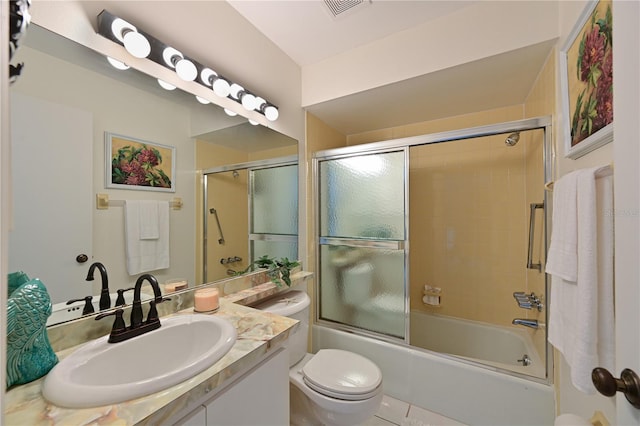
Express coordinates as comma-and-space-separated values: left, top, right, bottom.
560, 0, 613, 159
105, 132, 176, 192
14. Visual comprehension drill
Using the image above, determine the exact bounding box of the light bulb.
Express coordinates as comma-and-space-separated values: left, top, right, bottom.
162, 47, 182, 68
157, 79, 176, 91
240, 92, 257, 111
201, 68, 231, 97
200, 68, 216, 86
249, 119, 259, 126
111, 19, 150, 58
229, 83, 244, 100
106, 57, 129, 70
122, 30, 150, 58
195, 95, 210, 105
264, 105, 279, 121
224, 108, 238, 117
175, 58, 197, 81
254, 97, 267, 111
212, 78, 231, 97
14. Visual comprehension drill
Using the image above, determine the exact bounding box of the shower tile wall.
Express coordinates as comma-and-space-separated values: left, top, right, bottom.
409, 135, 533, 326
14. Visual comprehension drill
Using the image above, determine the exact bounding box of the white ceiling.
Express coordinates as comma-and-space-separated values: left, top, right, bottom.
227, 0, 556, 135
227, 0, 476, 67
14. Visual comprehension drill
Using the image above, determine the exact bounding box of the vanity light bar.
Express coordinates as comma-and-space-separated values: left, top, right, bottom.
96, 10, 279, 121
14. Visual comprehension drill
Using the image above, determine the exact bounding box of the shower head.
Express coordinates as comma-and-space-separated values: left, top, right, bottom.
505, 132, 520, 146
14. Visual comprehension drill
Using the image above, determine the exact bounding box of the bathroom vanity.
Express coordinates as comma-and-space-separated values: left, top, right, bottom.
4, 280, 308, 425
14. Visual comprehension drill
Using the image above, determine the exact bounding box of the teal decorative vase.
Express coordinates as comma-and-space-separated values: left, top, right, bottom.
6, 278, 58, 388
7, 270, 30, 297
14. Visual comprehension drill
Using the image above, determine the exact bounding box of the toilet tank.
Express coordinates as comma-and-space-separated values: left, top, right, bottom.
253, 290, 310, 367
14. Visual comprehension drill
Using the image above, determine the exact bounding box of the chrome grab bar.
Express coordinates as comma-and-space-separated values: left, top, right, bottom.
209, 208, 226, 245
527, 202, 544, 271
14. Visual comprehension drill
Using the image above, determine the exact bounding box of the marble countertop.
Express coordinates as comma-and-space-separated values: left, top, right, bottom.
4, 298, 299, 425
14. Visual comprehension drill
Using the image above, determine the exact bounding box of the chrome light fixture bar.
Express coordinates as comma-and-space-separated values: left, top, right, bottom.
97, 10, 279, 121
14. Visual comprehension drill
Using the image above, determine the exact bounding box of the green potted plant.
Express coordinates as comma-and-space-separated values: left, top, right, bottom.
251, 255, 300, 287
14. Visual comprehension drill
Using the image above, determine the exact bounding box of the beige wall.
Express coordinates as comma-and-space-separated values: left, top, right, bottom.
249, 145, 297, 162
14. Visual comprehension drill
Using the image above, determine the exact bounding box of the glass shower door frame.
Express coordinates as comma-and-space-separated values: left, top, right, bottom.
312, 116, 554, 383
313, 147, 411, 344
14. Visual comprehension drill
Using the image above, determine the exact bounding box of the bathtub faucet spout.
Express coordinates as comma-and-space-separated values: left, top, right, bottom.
512, 318, 538, 329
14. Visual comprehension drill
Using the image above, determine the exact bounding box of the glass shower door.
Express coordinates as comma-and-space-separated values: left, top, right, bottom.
249, 164, 299, 263
317, 150, 407, 339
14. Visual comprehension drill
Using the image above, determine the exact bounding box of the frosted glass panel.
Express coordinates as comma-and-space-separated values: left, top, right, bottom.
251, 165, 298, 235
319, 245, 405, 338
251, 240, 298, 263
319, 151, 405, 240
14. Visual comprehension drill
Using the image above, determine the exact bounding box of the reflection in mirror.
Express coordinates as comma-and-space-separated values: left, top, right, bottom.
202, 158, 298, 282
8, 24, 298, 327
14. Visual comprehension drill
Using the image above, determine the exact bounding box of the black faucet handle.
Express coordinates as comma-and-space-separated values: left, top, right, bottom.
115, 287, 135, 306
67, 295, 95, 315
96, 308, 126, 333
146, 300, 159, 323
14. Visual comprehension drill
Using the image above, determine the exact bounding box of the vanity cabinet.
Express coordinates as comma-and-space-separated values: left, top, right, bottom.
175, 348, 290, 426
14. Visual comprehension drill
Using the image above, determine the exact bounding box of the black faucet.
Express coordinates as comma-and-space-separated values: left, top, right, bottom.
86, 262, 110, 311
130, 274, 164, 328
96, 274, 169, 343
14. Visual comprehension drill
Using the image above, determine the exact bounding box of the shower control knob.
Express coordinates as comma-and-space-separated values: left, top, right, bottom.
592, 367, 640, 409
76, 254, 89, 263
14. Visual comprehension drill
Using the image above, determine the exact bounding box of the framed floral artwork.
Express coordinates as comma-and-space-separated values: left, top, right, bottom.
105, 132, 176, 192
560, 0, 613, 159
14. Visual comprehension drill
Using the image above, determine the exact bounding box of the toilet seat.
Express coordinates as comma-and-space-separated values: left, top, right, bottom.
302, 349, 382, 401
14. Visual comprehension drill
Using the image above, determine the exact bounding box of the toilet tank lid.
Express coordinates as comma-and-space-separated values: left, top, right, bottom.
253, 290, 310, 316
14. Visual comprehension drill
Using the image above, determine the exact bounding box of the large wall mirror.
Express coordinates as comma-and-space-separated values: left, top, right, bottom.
8, 24, 298, 327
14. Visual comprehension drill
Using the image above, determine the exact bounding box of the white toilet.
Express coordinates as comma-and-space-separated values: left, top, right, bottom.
254, 290, 383, 426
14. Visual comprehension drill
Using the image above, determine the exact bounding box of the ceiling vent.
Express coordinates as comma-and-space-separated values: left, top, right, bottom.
323, 0, 371, 19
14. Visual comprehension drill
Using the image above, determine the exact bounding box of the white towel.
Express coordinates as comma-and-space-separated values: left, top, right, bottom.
546, 166, 614, 394
545, 171, 579, 281
124, 200, 170, 275
139, 200, 160, 240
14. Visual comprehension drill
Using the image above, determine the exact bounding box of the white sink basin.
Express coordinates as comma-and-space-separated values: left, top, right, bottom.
42, 314, 236, 408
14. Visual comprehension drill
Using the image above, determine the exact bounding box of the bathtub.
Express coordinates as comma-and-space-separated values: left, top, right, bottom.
409, 310, 545, 378
313, 324, 554, 426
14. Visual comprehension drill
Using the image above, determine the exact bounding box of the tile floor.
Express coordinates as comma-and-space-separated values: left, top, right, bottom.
361, 395, 467, 426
